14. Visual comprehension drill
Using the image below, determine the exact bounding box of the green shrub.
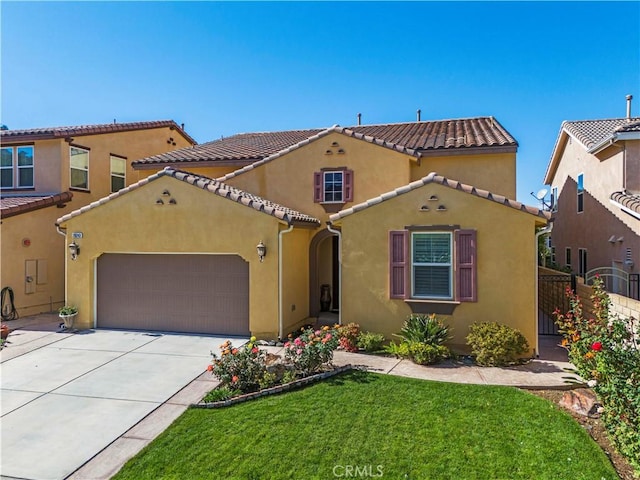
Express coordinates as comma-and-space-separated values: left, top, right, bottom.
383, 341, 410, 357
384, 340, 449, 365
466, 322, 530, 366
357, 331, 385, 352
407, 343, 450, 365
397, 314, 450, 346
202, 386, 241, 403
555, 278, 640, 475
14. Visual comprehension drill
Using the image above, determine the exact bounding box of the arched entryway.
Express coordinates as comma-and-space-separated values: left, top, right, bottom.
309, 229, 339, 320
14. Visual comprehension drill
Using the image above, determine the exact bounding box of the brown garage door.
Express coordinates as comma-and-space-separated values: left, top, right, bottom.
97, 254, 249, 336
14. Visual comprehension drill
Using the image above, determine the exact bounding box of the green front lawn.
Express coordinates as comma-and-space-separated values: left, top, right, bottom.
114, 371, 618, 479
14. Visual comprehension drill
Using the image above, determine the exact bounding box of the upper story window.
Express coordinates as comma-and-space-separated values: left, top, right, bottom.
313, 169, 353, 204
577, 173, 584, 213
1, 145, 34, 189
70, 146, 89, 190
110, 155, 126, 193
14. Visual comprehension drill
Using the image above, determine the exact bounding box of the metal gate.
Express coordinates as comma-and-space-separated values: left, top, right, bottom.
538, 274, 576, 335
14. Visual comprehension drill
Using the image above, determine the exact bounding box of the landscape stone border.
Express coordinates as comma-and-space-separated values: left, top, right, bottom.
193, 364, 354, 409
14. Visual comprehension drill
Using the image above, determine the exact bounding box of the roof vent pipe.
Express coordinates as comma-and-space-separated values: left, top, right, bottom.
417, 109, 421, 122
357, 113, 361, 126
626, 94, 633, 119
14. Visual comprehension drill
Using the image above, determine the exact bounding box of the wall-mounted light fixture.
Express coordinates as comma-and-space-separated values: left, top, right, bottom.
256, 241, 267, 262
69, 241, 80, 261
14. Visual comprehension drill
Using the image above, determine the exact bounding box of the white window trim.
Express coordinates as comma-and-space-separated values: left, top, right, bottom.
565, 247, 572, 267
322, 170, 344, 204
576, 173, 584, 214
1, 145, 35, 189
1, 147, 14, 189
551, 186, 558, 212
410, 231, 453, 300
110, 155, 126, 193
578, 248, 587, 278
70, 146, 90, 190
16, 146, 35, 188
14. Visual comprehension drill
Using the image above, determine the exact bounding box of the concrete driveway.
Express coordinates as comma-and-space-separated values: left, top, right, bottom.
1, 320, 244, 480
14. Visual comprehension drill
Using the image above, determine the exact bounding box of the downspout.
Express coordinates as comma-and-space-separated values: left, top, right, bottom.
56, 225, 67, 309
278, 223, 294, 340
326, 222, 342, 326
535, 223, 553, 357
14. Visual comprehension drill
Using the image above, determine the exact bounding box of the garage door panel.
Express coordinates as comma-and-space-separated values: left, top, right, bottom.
97, 254, 249, 336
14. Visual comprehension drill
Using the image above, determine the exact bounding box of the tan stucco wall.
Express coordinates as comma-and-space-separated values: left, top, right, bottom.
336, 182, 540, 354
59, 176, 285, 337
411, 152, 517, 198
225, 133, 414, 224
61, 127, 193, 205
1, 126, 194, 319
281, 227, 314, 335
549, 136, 639, 275
1, 207, 66, 316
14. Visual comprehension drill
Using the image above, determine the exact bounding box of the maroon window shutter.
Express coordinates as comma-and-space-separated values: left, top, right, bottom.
389, 230, 409, 299
313, 172, 323, 203
344, 169, 354, 202
455, 229, 477, 302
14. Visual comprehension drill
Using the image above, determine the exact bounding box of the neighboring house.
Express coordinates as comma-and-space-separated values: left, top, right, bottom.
1, 121, 195, 317
544, 113, 640, 297
56, 117, 549, 354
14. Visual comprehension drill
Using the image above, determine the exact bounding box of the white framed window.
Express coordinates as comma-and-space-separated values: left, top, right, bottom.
110, 155, 126, 193
579, 248, 587, 278
313, 169, 353, 204
577, 173, 584, 213
411, 232, 453, 299
323, 171, 343, 203
565, 247, 572, 268
1, 147, 13, 188
70, 146, 89, 190
1, 145, 34, 189
551, 186, 558, 212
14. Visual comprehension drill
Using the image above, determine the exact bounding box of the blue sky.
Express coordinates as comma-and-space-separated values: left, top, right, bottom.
2, 1, 638, 204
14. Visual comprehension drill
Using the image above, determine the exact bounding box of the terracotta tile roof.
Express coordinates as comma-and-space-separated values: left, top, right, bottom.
56, 168, 320, 227
329, 172, 550, 223
562, 118, 640, 150
347, 117, 516, 151
132, 117, 517, 168
610, 191, 640, 219
1, 192, 73, 219
132, 129, 325, 167
0, 120, 197, 145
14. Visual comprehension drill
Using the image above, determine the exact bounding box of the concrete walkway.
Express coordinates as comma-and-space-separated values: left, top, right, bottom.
0, 314, 233, 480
1, 314, 575, 480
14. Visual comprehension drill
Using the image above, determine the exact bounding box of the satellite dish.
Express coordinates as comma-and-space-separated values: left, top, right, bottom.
535, 188, 548, 201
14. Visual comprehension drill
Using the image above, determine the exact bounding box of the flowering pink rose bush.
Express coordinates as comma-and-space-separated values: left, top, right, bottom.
209, 337, 268, 393
284, 326, 340, 375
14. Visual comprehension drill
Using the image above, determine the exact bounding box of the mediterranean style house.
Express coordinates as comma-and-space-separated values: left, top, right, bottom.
544, 101, 640, 298
56, 117, 549, 354
0, 121, 195, 317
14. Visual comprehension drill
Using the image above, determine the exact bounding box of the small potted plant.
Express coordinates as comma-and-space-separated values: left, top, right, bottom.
58, 305, 78, 329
